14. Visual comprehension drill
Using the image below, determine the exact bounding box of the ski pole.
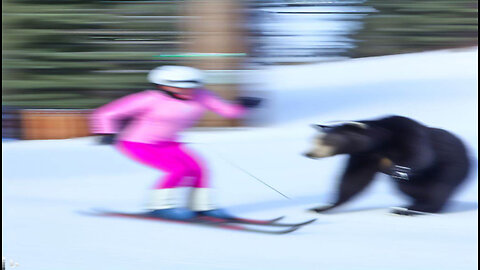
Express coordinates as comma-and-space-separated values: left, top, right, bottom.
203, 144, 291, 200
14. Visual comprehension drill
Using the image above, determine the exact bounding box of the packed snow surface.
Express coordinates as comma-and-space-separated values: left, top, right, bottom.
3, 48, 477, 270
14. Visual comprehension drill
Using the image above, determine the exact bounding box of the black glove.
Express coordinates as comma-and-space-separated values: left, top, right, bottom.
236, 97, 263, 108
97, 134, 116, 145
390, 165, 412, 181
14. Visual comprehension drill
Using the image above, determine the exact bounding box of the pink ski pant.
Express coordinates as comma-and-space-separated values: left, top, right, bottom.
117, 141, 208, 189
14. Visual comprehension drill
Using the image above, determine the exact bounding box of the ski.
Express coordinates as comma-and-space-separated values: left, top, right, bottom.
80, 210, 303, 235
199, 215, 317, 227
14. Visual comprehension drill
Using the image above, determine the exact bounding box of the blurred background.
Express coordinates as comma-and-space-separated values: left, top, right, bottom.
2, 2, 478, 269
2, 0, 478, 139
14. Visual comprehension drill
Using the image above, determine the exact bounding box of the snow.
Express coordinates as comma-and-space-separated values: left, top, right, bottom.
2, 48, 478, 270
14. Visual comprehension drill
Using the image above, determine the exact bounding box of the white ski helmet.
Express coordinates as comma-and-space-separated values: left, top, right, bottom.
148, 66, 204, 88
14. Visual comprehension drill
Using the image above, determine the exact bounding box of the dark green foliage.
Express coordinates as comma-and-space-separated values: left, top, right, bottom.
2, 0, 478, 109
3, 0, 186, 108
348, 0, 478, 57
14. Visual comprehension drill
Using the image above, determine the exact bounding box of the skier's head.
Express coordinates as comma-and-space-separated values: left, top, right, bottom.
148, 66, 204, 100
148, 66, 204, 89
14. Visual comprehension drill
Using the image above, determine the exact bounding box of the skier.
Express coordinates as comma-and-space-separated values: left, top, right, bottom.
90, 66, 261, 220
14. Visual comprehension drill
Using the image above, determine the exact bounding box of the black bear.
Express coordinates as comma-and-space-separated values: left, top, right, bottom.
304, 115, 471, 215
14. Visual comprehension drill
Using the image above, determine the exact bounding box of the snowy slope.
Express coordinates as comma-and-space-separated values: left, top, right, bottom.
244, 47, 478, 126
2, 48, 478, 270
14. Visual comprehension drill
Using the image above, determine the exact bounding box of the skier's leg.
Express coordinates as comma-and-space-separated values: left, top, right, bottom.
171, 144, 209, 188
169, 145, 215, 210
116, 141, 196, 219
172, 144, 235, 218
117, 141, 189, 188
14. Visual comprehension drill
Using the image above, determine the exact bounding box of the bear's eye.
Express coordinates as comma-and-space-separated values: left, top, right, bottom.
319, 126, 335, 132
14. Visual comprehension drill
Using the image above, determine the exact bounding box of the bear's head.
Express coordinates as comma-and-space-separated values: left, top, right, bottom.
304, 121, 388, 159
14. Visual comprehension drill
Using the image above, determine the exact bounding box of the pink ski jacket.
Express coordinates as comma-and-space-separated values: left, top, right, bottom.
90, 89, 246, 143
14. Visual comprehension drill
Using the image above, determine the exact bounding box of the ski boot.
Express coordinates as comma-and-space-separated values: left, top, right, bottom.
188, 188, 236, 219
147, 208, 197, 220
195, 208, 236, 219
146, 188, 197, 220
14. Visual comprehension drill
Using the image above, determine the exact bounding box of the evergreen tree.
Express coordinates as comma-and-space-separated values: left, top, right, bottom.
3, 0, 185, 108
349, 0, 478, 57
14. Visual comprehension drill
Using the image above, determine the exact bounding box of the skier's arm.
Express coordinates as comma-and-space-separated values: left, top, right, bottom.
90, 91, 154, 135
198, 89, 247, 118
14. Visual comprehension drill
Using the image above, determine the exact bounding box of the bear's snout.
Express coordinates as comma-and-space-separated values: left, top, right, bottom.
303, 143, 336, 158
303, 152, 318, 159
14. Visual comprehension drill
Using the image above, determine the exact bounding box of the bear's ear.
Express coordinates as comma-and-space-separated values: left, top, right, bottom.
311, 124, 330, 131
311, 121, 368, 131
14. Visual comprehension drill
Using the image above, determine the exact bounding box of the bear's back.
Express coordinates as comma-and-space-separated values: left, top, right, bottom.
370, 115, 469, 165
427, 127, 469, 163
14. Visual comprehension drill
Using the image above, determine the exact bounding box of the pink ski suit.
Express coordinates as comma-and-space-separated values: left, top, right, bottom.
90, 89, 246, 189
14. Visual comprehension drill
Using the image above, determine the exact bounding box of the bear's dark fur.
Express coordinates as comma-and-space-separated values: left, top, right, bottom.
305, 115, 471, 214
